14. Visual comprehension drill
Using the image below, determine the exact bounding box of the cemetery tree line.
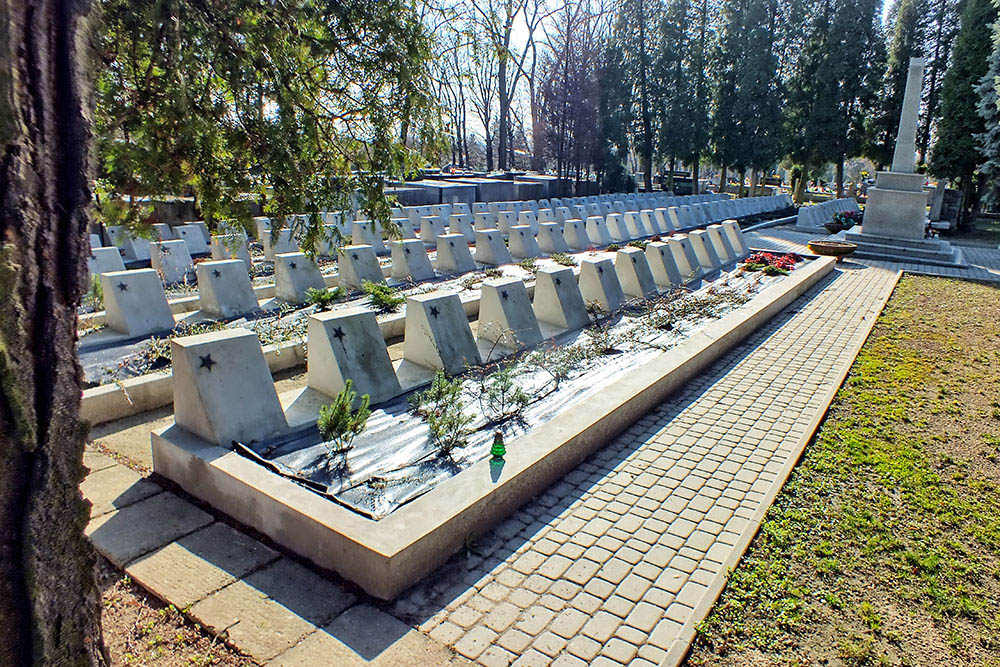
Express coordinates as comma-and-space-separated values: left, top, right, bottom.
435, 0, 1000, 216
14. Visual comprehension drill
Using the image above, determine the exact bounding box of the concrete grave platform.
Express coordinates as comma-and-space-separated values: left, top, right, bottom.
151, 255, 837, 601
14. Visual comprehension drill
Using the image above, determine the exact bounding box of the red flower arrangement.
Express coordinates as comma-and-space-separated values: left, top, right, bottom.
743, 252, 802, 275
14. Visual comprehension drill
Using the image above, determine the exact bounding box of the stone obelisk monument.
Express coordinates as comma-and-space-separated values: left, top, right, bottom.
846, 57, 964, 266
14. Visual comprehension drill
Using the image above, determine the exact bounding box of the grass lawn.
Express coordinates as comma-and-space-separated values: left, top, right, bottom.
685, 275, 1000, 666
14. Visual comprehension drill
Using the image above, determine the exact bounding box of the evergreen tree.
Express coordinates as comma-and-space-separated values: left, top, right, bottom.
713, 0, 784, 188
786, 0, 883, 199
917, 0, 963, 164
609, 0, 661, 191
976, 12, 1000, 206
931, 0, 998, 226
867, 0, 928, 168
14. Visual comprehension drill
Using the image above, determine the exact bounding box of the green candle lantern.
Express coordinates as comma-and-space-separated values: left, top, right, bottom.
490, 430, 506, 459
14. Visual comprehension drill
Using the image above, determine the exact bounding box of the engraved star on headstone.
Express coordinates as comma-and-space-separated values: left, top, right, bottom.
333, 326, 345, 342
289, 261, 297, 270
449, 241, 455, 247
429, 306, 440, 318
352, 253, 359, 260
161, 246, 171, 254
117, 282, 128, 292
404, 247, 411, 255
632, 257, 637, 264
501, 290, 509, 301
199, 354, 217, 371
89, 252, 96, 260
597, 266, 603, 274
555, 277, 562, 286
212, 269, 221, 278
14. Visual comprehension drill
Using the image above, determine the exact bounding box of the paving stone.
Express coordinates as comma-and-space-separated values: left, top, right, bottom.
532, 630, 568, 657
549, 607, 588, 639
515, 605, 556, 635
497, 628, 533, 653
81, 464, 161, 518
479, 645, 516, 667
484, 601, 521, 633
582, 610, 620, 642
86, 492, 212, 567
511, 648, 552, 666
271, 603, 463, 666
126, 522, 280, 608
602, 637, 638, 663
453, 625, 497, 660
243, 558, 355, 626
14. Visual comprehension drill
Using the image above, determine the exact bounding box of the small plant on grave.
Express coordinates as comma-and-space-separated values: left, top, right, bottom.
362, 280, 405, 313
460, 275, 484, 290
409, 371, 475, 454
84, 274, 104, 310
628, 239, 648, 250
606, 243, 621, 252
305, 286, 345, 310
318, 379, 371, 455
483, 267, 504, 278
517, 257, 538, 273
584, 322, 622, 355
550, 252, 577, 267
585, 299, 607, 323
472, 365, 531, 425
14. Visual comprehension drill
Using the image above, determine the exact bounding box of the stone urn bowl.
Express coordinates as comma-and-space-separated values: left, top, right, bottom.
824, 221, 846, 234
808, 240, 858, 262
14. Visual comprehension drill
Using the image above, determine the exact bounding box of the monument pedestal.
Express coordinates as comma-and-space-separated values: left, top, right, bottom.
851, 171, 964, 267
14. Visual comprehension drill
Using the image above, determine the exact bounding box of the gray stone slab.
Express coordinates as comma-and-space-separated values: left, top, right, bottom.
86, 492, 213, 567
80, 464, 161, 518
126, 522, 280, 609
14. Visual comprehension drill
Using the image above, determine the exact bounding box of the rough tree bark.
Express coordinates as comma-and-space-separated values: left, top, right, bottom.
0, 1, 107, 665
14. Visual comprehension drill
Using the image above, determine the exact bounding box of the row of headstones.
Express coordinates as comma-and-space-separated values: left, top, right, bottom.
93, 190, 785, 291
793, 197, 861, 232
170, 221, 753, 448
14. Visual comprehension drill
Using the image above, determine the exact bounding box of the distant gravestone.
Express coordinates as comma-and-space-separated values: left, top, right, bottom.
101, 269, 175, 336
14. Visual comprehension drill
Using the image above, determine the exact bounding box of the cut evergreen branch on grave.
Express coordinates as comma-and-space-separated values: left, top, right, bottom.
517, 257, 538, 273
361, 281, 405, 313
304, 286, 345, 310
687, 276, 1000, 666
471, 365, 531, 426
318, 379, 371, 455
409, 371, 475, 454
628, 239, 649, 250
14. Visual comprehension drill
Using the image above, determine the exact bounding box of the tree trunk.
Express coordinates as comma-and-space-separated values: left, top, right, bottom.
691, 159, 700, 195
835, 158, 845, 199
749, 169, 759, 197
0, 1, 108, 665
719, 165, 727, 194
498, 49, 509, 171
738, 168, 746, 197
793, 166, 808, 204
637, 0, 653, 193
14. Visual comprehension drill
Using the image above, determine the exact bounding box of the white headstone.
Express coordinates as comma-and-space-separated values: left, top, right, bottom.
436, 234, 476, 274
150, 240, 193, 283
578, 257, 625, 313
403, 292, 482, 375
172, 328, 288, 446
391, 239, 436, 282
87, 246, 126, 277
474, 229, 513, 266
197, 260, 259, 318
338, 245, 385, 289
307, 307, 402, 405
211, 234, 252, 269
508, 225, 542, 259
275, 252, 326, 303
615, 248, 658, 298
478, 277, 543, 350
532, 266, 589, 331
101, 269, 175, 336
